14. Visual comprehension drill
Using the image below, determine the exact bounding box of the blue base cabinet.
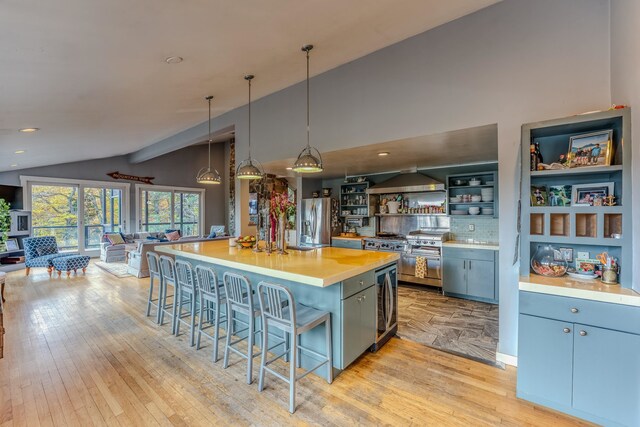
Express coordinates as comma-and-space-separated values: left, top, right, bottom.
442, 247, 498, 304
518, 291, 640, 426
331, 238, 363, 250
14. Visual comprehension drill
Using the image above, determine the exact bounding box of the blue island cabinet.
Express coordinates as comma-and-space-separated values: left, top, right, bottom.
518, 291, 640, 426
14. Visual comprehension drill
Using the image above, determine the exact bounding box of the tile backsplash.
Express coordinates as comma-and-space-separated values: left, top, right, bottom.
450, 216, 499, 243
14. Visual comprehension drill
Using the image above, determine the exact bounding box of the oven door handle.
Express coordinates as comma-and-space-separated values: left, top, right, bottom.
403, 253, 441, 260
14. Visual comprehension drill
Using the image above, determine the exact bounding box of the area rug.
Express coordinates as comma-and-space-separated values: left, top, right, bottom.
95, 261, 131, 278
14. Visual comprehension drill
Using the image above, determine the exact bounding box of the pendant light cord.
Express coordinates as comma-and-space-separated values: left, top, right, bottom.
207, 96, 212, 170
306, 48, 310, 149
248, 77, 252, 158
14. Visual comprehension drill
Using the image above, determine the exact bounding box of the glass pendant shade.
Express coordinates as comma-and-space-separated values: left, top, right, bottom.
237, 74, 264, 180
292, 146, 323, 173
197, 95, 222, 184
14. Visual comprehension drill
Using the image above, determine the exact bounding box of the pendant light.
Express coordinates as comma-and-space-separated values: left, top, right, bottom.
292, 44, 323, 173
236, 74, 264, 180
196, 95, 222, 184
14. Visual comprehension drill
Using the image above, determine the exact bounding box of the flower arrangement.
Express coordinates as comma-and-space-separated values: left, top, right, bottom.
270, 192, 296, 220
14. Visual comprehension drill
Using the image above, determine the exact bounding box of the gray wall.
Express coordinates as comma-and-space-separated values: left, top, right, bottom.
131, 0, 613, 359
0, 144, 227, 232
611, 0, 639, 292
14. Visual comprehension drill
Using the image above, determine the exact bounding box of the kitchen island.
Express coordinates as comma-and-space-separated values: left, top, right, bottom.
157, 240, 399, 377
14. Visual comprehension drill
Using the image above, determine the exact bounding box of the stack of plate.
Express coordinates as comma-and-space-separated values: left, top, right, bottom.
451, 209, 468, 215
482, 208, 494, 215
481, 188, 494, 202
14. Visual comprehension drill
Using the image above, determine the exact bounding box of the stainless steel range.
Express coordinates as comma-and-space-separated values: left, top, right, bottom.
401, 229, 450, 287
363, 234, 407, 253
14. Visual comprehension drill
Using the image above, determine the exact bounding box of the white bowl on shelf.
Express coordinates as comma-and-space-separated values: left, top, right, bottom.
471, 195, 482, 202
449, 196, 462, 203
482, 196, 494, 202
469, 178, 482, 186
468, 207, 481, 215
482, 208, 494, 215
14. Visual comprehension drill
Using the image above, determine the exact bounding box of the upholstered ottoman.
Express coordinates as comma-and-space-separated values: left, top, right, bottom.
51, 255, 90, 277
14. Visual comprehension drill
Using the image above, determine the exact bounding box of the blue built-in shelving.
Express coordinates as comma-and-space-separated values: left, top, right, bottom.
520, 108, 632, 288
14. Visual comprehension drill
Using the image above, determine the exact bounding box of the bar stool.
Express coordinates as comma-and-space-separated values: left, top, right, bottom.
194, 265, 227, 362
256, 281, 333, 413
158, 255, 179, 334
174, 259, 198, 346
222, 272, 284, 384
145, 251, 162, 323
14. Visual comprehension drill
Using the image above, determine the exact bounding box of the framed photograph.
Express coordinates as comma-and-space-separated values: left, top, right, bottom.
4, 238, 19, 251
530, 186, 548, 206
248, 193, 258, 215
555, 247, 574, 263
567, 130, 613, 168
575, 258, 602, 274
548, 185, 572, 206
571, 182, 614, 206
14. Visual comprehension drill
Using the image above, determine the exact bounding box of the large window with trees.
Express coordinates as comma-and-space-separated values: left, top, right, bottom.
22, 177, 130, 255
137, 186, 204, 237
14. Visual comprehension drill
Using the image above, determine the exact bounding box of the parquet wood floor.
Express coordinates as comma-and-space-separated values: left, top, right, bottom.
0, 263, 592, 426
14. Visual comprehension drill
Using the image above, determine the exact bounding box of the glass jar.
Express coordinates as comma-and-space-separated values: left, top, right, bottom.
530, 244, 568, 277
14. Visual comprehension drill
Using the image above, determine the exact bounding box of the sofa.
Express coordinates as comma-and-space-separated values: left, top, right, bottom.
100, 232, 168, 263
127, 235, 230, 278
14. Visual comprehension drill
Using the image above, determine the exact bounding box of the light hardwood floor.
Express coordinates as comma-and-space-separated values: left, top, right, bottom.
0, 263, 591, 426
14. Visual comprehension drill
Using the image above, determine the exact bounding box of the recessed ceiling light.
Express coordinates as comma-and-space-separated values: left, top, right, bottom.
15, 150, 25, 154
286, 167, 293, 170
10, 164, 18, 167
165, 56, 183, 64
378, 152, 390, 157
19, 128, 39, 133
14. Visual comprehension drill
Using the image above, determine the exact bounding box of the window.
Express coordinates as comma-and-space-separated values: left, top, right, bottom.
21, 176, 129, 255
137, 186, 204, 237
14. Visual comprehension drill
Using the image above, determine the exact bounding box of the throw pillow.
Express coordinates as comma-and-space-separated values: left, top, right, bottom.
165, 229, 181, 237
106, 233, 125, 245
36, 246, 57, 257
207, 231, 217, 238
165, 230, 181, 241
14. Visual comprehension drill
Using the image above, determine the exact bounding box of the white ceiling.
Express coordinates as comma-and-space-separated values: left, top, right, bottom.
0, 0, 500, 172
263, 124, 499, 178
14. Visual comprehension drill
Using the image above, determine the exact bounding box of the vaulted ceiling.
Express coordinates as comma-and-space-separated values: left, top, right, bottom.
0, 0, 500, 172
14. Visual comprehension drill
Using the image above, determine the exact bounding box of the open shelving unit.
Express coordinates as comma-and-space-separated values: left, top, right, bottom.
340, 181, 377, 217
446, 171, 498, 218
520, 108, 632, 287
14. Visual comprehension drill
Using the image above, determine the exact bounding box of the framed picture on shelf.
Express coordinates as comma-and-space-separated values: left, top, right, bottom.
567, 130, 613, 168
4, 238, 19, 252
530, 186, 548, 206
548, 185, 572, 206
571, 182, 614, 206
554, 247, 574, 263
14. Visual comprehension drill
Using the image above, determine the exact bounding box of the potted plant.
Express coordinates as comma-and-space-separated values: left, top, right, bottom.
0, 198, 10, 253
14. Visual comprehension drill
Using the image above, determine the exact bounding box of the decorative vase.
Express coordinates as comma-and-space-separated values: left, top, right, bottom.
531, 244, 568, 277
276, 214, 288, 254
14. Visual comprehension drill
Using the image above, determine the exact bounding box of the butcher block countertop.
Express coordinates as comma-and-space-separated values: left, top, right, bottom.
157, 240, 398, 287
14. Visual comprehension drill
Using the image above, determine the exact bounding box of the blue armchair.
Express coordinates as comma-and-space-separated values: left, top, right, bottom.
23, 236, 67, 276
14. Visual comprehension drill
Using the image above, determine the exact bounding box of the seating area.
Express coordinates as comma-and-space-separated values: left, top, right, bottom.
146, 250, 333, 413
23, 236, 89, 277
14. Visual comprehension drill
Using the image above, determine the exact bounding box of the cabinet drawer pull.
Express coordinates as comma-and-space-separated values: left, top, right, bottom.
579, 330, 587, 336
468, 261, 471, 270
357, 296, 362, 303
563, 327, 571, 334
359, 280, 364, 286
362, 294, 366, 300
570, 307, 579, 313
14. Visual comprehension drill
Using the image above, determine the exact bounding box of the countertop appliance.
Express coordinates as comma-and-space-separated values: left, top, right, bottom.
300, 197, 333, 247
401, 229, 450, 287
372, 264, 398, 351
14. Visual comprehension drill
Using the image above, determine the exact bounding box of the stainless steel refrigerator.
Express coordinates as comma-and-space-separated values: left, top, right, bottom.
300, 198, 332, 247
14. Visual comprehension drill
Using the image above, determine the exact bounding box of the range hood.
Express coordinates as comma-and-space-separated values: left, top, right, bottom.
366, 172, 445, 194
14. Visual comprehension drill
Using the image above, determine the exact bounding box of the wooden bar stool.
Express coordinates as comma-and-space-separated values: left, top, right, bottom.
145, 251, 162, 323
174, 260, 198, 346
194, 265, 227, 362
158, 255, 179, 334
256, 281, 333, 413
